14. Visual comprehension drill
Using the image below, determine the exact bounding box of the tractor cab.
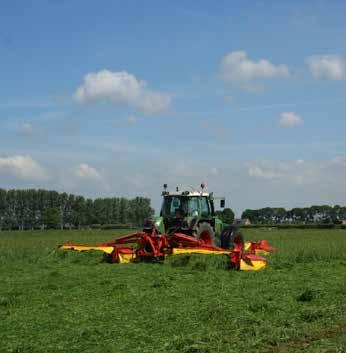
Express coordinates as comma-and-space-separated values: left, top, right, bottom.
160, 193, 213, 219
157, 184, 225, 236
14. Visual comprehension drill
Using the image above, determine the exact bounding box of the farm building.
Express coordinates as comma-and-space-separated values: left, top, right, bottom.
234, 218, 251, 226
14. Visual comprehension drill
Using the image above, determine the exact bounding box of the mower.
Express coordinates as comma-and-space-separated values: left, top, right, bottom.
59, 184, 275, 270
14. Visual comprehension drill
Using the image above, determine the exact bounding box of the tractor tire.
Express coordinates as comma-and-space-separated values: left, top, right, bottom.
143, 220, 154, 234
220, 226, 244, 250
195, 222, 215, 246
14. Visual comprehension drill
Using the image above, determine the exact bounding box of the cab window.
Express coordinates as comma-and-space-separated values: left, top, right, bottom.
200, 197, 210, 216
188, 197, 199, 216
161, 196, 187, 217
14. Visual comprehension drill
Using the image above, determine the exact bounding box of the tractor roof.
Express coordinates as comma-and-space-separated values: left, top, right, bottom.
162, 190, 210, 197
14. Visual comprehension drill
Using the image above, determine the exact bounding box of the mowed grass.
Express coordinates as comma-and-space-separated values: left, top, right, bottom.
0, 229, 345, 353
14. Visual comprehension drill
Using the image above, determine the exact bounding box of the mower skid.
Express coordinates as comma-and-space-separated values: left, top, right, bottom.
172, 248, 230, 256
240, 254, 267, 271
111, 246, 136, 263
58, 243, 115, 254
112, 246, 137, 264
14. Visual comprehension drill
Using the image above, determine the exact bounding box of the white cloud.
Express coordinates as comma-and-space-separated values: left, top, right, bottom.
306, 55, 346, 80
0, 155, 47, 181
74, 70, 171, 114
279, 112, 303, 128
246, 158, 346, 186
240, 157, 346, 213
248, 164, 283, 180
75, 163, 102, 180
247, 159, 307, 181
2, 152, 345, 216
220, 51, 290, 82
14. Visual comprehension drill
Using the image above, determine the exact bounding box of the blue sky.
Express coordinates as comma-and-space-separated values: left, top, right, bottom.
1, 0, 346, 214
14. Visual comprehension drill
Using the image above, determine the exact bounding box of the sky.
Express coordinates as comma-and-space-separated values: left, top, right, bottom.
1, 0, 346, 215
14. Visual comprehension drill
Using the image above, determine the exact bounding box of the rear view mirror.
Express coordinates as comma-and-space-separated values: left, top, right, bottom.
220, 199, 225, 208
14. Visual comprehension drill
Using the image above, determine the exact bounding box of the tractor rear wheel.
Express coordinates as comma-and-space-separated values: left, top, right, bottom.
143, 219, 154, 234
195, 222, 215, 246
220, 226, 244, 250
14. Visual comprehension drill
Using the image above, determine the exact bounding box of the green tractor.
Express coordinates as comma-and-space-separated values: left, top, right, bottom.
145, 184, 244, 250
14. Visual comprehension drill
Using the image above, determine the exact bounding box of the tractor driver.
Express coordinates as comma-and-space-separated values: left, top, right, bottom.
174, 207, 183, 218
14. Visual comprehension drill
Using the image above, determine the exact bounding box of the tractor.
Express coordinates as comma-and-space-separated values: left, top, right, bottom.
59, 184, 274, 270
144, 184, 244, 251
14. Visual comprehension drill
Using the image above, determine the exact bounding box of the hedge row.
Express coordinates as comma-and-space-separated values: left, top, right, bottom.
90, 224, 138, 230
240, 224, 346, 230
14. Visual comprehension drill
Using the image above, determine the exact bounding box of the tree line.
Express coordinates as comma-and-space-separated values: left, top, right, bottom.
0, 189, 154, 230
215, 208, 235, 225
241, 205, 346, 224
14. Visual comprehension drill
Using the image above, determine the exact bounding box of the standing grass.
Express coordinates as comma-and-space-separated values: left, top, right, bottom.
0, 229, 345, 353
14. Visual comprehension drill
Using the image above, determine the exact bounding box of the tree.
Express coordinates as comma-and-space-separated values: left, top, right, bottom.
58, 192, 69, 230
44, 208, 61, 229
241, 209, 257, 223
217, 208, 235, 224
27, 189, 39, 229
72, 196, 86, 229
272, 208, 286, 223
5, 190, 18, 229
0, 189, 7, 230
93, 198, 107, 225
119, 198, 130, 225
0, 188, 155, 230
130, 197, 154, 226
84, 198, 94, 226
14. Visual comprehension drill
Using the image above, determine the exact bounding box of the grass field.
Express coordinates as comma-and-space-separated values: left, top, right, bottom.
0, 228, 345, 353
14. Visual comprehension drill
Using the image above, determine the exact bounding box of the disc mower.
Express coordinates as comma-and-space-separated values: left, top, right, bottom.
59, 184, 275, 270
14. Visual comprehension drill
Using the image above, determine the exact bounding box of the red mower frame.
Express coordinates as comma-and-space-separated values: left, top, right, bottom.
59, 228, 275, 270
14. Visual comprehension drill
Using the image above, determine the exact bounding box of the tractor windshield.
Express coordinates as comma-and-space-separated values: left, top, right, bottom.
161, 196, 205, 217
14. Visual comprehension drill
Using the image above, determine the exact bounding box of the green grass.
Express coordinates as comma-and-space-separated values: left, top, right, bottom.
0, 229, 345, 353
